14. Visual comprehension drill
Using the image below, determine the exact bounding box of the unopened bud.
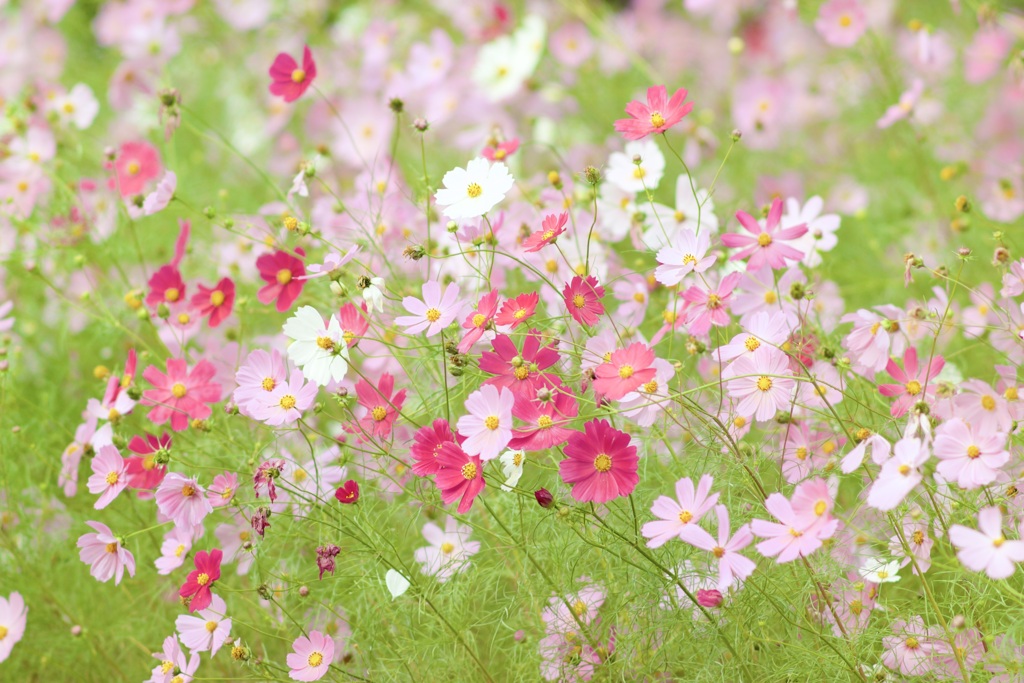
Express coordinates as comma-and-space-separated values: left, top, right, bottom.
535, 488, 554, 508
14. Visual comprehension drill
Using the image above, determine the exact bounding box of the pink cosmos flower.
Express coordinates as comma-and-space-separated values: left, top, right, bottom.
191, 277, 235, 328
840, 306, 907, 375
522, 212, 568, 252
112, 140, 161, 197
269, 45, 317, 103
155, 526, 193, 576
287, 630, 334, 682
207, 472, 238, 508
411, 419, 457, 477
87, 444, 127, 509
952, 378, 1014, 434
593, 342, 656, 401
0, 592, 26, 663
965, 26, 1012, 84
140, 170, 176, 216
395, 280, 463, 337
149, 635, 198, 683
413, 516, 481, 581
508, 388, 578, 451
175, 594, 231, 657
351, 373, 406, 440
559, 419, 639, 504
614, 85, 694, 140
889, 515, 934, 574
334, 480, 359, 504
124, 433, 170, 490
256, 248, 306, 312
61, 418, 113, 497
156, 473, 214, 529
495, 291, 539, 329
298, 246, 361, 280
654, 229, 716, 286
751, 480, 838, 563
562, 275, 606, 326
878, 347, 944, 417
866, 437, 929, 511
233, 349, 287, 415
458, 289, 499, 353
142, 358, 222, 431
618, 358, 676, 427
77, 521, 136, 585
179, 548, 223, 613
435, 442, 485, 514
146, 264, 186, 310
949, 507, 1024, 580
933, 418, 1009, 489
681, 272, 741, 335
722, 347, 796, 422
251, 369, 317, 426
814, 0, 867, 47
457, 384, 514, 461
337, 302, 370, 348
721, 198, 808, 271
481, 138, 519, 162
479, 331, 561, 398
641, 474, 720, 548
715, 310, 791, 363
882, 617, 944, 676
684, 505, 757, 590
877, 79, 924, 129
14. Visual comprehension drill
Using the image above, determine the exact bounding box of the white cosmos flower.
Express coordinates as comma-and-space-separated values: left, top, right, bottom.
472, 15, 546, 101
282, 306, 349, 386
499, 449, 525, 492
605, 139, 665, 194
858, 557, 901, 584
362, 277, 385, 313
434, 158, 514, 221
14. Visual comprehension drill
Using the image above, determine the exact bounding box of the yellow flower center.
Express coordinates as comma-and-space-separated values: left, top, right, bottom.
633, 167, 646, 179
210, 290, 225, 306
472, 313, 486, 327
513, 452, 523, 466
161, 660, 174, 674
441, 542, 455, 554
905, 380, 922, 396
994, 536, 1005, 548
513, 366, 529, 380
839, 14, 852, 27
276, 269, 292, 285
1006, 387, 1019, 401
105, 471, 119, 485
618, 365, 634, 380
175, 544, 185, 557
205, 620, 218, 633
127, 161, 141, 175
164, 287, 180, 302
572, 294, 586, 309
572, 600, 587, 616
981, 395, 996, 410
293, 469, 308, 482
105, 542, 118, 554
789, 528, 803, 537
538, 415, 553, 429
734, 416, 747, 428
593, 454, 612, 472
967, 445, 981, 459
764, 290, 778, 304
643, 380, 658, 393
712, 546, 726, 558
850, 599, 863, 615
898, 464, 912, 476
814, 500, 827, 516
633, 292, 645, 303
513, 308, 528, 320
484, 415, 500, 430
757, 233, 772, 247
307, 651, 323, 667
425, 308, 442, 322
279, 394, 296, 410
756, 376, 773, 392
177, 313, 191, 325
912, 530, 924, 545
678, 510, 693, 524
291, 68, 306, 83
171, 383, 187, 398
649, 111, 666, 128
707, 294, 722, 308
461, 463, 477, 480
682, 253, 697, 266
905, 637, 919, 649
546, 259, 559, 274
372, 406, 387, 421
795, 447, 808, 461
196, 573, 210, 586
262, 377, 276, 391
181, 484, 195, 497
316, 336, 335, 351
466, 182, 483, 198
541, 230, 554, 241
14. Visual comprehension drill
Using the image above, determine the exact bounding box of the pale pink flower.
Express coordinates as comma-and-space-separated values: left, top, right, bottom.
250, 369, 317, 426
866, 437, 929, 511
933, 418, 1009, 489
87, 444, 127, 509
394, 281, 463, 337
457, 384, 514, 461
654, 229, 715, 286
722, 348, 796, 422
156, 473, 213, 529
0, 592, 27, 663
413, 516, 481, 582
683, 505, 757, 590
175, 594, 232, 657
77, 521, 136, 585
877, 79, 924, 129
287, 630, 334, 682
154, 526, 193, 576
949, 506, 1024, 579
815, 0, 867, 47
721, 198, 807, 271
882, 617, 943, 676
641, 475, 720, 548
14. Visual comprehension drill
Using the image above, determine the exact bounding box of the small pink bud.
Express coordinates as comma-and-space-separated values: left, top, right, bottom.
697, 589, 723, 608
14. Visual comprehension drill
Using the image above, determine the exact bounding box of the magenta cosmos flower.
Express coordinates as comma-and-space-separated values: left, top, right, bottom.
479, 331, 560, 398
287, 630, 334, 682
179, 548, 223, 613
0, 592, 27, 663
395, 280, 463, 337
614, 85, 694, 140
257, 248, 306, 312
642, 474, 719, 548
495, 291, 538, 329
411, 419, 457, 477
949, 507, 1024, 580
352, 372, 406, 440
269, 45, 317, 103
562, 275, 606, 326
457, 289, 499, 354
878, 346, 944, 417
191, 276, 235, 327
457, 384, 514, 461
593, 342, 657, 401
142, 358, 222, 431
559, 419, 639, 503
435, 442, 485, 514
509, 388, 578, 451
77, 521, 136, 585
722, 348, 796, 422
522, 212, 568, 252
721, 198, 808, 271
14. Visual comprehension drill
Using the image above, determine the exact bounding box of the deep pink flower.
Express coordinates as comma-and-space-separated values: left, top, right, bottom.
256, 248, 306, 312
458, 289, 499, 354
112, 140, 161, 197
337, 302, 370, 348
681, 272, 741, 335
642, 475, 720, 548
269, 45, 317, 103
559, 419, 639, 503
351, 373, 406, 440
77, 521, 136, 585
508, 388, 578, 451
145, 264, 186, 309
411, 419, 457, 477
593, 342, 657, 401
191, 277, 235, 327
479, 331, 560, 398
614, 85, 694, 140
124, 432, 170, 490
87, 444, 127, 509
179, 548, 223, 613
287, 630, 334, 682
721, 198, 808, 271
495, 291, 539, 329
435, 442, 485, 514
878, 347, 944, 417
253, 459, 285, 502
142, 358, 222, 431
335, 480, 360, 504
481, 138, 519, 162
949, 507, 1024, 580
316, 544, 341, 580
562, 275, 606, 326
522, 212, 568, 252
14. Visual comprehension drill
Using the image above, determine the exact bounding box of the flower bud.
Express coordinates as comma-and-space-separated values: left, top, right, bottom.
697, 589, 723, 608
534, 488, 554, 508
